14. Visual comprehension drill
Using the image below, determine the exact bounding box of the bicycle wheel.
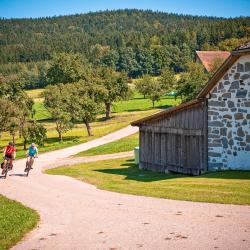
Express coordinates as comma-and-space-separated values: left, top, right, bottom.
26, 162, 30, 177
4, 163, 9, 179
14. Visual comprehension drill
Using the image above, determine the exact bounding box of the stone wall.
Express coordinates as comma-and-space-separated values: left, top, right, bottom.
207, 54, 250, 170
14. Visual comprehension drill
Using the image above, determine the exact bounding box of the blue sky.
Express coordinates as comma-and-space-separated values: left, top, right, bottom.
0, 0, 249, 19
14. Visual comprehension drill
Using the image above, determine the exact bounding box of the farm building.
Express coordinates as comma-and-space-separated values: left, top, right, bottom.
132, 41, 250, 175
196, 50, 230, 72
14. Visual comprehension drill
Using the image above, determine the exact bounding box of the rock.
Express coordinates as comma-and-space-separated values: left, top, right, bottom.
208, 152, 221, 157
237, 127, 245, 137
222, 92, 231, 98
244, 101, 250, 107
236, 89, 247, 98
223, 114, 232, 119
245, 62, 250, 72
229, 81, 239, 90
237, 63, 244, 72
234, 113, 243, 120
246, 135, 250, 143
228, 101, 234, 108
240, 74, 249, 80
223, 74, 229, 80
208, 111, 219, 115
220, 128, 227, 136
234, 73, 240, 80
222, 137, 228, 148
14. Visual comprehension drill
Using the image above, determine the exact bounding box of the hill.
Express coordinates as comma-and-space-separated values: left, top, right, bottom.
0, 9, 249, 77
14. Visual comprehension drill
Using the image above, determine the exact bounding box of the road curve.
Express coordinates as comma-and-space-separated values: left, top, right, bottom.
0, 125, 249, 250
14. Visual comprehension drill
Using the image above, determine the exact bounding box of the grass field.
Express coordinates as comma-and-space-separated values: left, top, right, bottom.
75, 133, 139, 156
0, 195, 39, 250
1, 90, 178, 159
0, 110, 155, 159
46, 158, 250, 205
26, 89, 180, 121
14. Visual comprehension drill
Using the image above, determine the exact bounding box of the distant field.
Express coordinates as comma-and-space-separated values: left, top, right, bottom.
47, 158, 250, 205
26, 89, 180, 121
75, 133, 139, 156
0, 195, 39, 250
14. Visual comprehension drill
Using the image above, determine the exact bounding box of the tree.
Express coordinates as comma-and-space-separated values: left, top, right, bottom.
135, 74, 151, 98
160, 68, 177, 94
176, 62, 209, 102
43, 85, 73, 142
136, 75, 166, 108
96, 67, 130, 120
46, 53, 91, 85
65, 82, 101, 136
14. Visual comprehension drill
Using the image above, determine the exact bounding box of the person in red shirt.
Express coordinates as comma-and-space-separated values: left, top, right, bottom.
2, 142, 16, 174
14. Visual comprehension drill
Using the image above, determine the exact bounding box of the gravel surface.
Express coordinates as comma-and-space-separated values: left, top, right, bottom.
0, 125, 249, 250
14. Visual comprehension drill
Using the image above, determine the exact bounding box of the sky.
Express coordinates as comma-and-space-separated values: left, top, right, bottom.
0, 0, 249, 19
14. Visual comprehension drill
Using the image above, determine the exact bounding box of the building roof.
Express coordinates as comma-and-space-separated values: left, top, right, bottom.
233, 40, 250, 51
196, 51, 230, 72
131, 99, 203, 126
198, 39, 250, 98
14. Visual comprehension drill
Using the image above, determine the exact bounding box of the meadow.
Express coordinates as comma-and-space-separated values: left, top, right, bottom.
47, 158, 250, 205
0, 89, 179, 159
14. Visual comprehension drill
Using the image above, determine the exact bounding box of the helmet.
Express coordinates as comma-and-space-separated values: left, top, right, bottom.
31, 143, 35, 147
9, 142, 14, 146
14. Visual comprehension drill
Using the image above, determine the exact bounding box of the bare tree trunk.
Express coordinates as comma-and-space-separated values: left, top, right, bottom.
56, 123, 63, 142
152, 100, 155, 108
23, 138, 27, 150
105, 103, 111, 120
84, 121, 93, 136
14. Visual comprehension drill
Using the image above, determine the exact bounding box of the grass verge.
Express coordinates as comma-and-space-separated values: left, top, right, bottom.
46, 158, 250, 205
0, 195, 39, 250
75, 133, 139, 156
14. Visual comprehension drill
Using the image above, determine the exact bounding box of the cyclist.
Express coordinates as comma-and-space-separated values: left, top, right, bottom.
25, 143, 38, 171
2, 142, 16, 174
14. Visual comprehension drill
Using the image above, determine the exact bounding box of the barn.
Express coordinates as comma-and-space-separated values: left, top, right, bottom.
131, 41, 250, 175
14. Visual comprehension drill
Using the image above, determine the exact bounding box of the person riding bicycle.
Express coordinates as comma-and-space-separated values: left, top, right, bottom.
1, 142, 16, 174
25, 143, 38, 171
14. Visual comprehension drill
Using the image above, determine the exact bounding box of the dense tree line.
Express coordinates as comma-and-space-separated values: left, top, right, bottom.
0, 9, 249, 78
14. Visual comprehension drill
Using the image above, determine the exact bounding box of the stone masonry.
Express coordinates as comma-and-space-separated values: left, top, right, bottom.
207, 55, 250, 170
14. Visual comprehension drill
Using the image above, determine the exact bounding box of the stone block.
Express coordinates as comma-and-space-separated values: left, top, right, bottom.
208, 121, 224, 127
222, 137, 228, 148
246, 135, 250, 143
208, 162, 223, 170
222, 92, 231, 98
237, 127, 245, 137
220, 127, 227, 136
244, 101, 250, 107
245, 62, 250, 72
240, 74, 249, 80
234, 113, 243, 120
237, 63, 244, 72
227, 101, 234, 108
229, 81, 239, 90
236, 89, 247, 98
208, 143, 221, 147
208, 111, 219, 116
234, 73, 240, 79
223, 114, 232, 119
238, 108, 247, 113
208, 152, 221, 157
223, 74, 229, 80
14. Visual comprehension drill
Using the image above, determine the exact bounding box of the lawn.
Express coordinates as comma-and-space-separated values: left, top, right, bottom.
75, 133, 139, 156
0, 195, 39, 250
46, 158, 250, 205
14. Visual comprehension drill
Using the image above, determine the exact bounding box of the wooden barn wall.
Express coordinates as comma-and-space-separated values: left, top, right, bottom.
139, 102, 208, 175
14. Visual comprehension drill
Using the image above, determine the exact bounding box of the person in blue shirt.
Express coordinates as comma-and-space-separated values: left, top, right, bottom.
25, 143, 38, 171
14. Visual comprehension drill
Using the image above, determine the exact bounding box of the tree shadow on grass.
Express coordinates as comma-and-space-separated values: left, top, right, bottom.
95, 159, 250, 181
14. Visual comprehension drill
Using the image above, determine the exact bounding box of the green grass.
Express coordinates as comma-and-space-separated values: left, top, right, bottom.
0, 195, 39, 250
75, 133, 139, 156
46, 158, 250, 205
112, 94, 180, 113
0, 110, 155, 159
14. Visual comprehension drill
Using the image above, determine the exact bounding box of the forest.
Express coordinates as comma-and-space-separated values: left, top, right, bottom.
0, 9, 249, 82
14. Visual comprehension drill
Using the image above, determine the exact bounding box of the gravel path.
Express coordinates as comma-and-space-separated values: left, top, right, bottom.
0, 125, 249, 250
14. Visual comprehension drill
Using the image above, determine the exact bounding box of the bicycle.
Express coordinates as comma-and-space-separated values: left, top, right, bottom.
24, 156, 37, 177
1, 158, 13, 179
